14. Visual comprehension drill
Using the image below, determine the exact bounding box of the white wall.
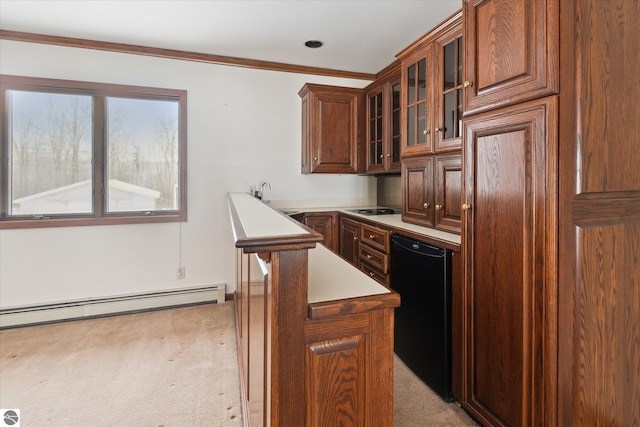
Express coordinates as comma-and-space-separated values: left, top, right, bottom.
0, 40, 375, 308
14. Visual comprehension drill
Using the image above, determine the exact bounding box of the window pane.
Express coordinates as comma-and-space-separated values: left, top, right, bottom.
106, 97, 180, 212
8, 91, 93, 216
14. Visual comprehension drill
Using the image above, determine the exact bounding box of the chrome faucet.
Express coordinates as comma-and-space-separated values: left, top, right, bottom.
257, 180, 271, 203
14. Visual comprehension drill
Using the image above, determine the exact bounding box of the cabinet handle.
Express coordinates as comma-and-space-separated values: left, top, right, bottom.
387, 153, 391, 157
367, 254, 373, 259
423, 202, 430, 209
369, 272, 375, 277
435, 204, 443, 211
353, 236, 358, 240
423, 129, 431, 135
435, 127, 442, 132
313, 156, 318, 161
462, 203, 472, 211
380, 154, 384, 159
369, 234, 375, 239
463, 80, 473, 88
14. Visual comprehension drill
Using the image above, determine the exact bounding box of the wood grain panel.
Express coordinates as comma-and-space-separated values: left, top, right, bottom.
401, 156, 434, 227
463, 0, 559, 115
306, 336, 366, 427
476, 0, 526, 89
572, 224, 640, 426
558, 1, 640, 425
463, 96, 558, 426
472, 129, 527, 427
435, 153, 462, 233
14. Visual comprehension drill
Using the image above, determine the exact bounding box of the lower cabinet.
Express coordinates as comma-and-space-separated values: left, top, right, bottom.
359, 222, 391, 287
303, 212, 338, 252
339, 216, 360, 268
339, 214, 392, 288
235, 248, 399, 427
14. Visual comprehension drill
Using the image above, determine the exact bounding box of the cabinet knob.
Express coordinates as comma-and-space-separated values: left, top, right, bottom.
387, 153, 391, 157
463, 80, 473, 88
369, 272, 375, 277
353, 236, 358, 240
423, 202, 430, 209
462, 203, 472, 211
435, 204, 443, 211
313, 156, 318, 161
367, 254, 373, 259
435, 127, 442, 132
369, 234, 375, 239
423, 129, 431, 135
380, 154, 384, 159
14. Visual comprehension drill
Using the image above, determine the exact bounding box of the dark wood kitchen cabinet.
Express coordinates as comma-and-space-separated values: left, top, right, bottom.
401, 153, 461, 233
299, 83, 363, 174
363, 67, 402, 174
462, 0, 559, 116
359, 222, 391, 287
462, 96, 558, 427
338, 215, 360, 268
397, 12, 462, 158
303, 212, 338, 253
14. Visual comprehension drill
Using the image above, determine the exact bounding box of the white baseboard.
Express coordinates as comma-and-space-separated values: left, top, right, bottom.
0, 284, 226, 328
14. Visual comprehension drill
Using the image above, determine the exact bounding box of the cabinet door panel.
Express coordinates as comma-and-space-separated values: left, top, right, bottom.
463, 0, 559, 115
435, 153, 462, 233
299, 84, 361, 174
401, 156, 434, 227
306, 336, 366, 427
304, 213, 337, 252
462, 97, 557, 426
339, 216, 360, 268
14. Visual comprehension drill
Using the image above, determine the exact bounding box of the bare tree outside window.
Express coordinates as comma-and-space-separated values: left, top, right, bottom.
0, 75, 187, 229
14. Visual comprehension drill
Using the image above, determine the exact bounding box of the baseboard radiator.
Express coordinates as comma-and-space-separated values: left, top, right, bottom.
0, 283, 226, 329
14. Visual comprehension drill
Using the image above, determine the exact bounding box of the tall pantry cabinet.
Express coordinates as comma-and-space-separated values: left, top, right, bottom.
460, 0, 640, 426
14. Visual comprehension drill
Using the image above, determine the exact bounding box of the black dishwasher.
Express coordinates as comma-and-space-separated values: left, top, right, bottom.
390, 234, 453, 401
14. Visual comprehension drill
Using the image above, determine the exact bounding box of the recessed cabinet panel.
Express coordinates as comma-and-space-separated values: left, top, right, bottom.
339, 216, 360, 268
306, 336, 366, 427
401, 156, 435, 228
435, 154, 462, 233
463, 0, 559, 115
462, 97, 558, 427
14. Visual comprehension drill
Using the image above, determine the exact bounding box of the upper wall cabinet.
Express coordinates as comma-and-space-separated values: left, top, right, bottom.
462, 0, 559, 116
299, 83, 363, 174
363, 67, 402, 174
398, 12, 463, 158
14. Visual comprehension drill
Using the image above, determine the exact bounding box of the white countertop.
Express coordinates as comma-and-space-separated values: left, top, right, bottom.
270, 199, 461, 247
308, 244, 390, 304
228, 193, 390, 304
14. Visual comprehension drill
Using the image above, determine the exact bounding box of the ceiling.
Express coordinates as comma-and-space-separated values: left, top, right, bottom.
0, 0, 462, 75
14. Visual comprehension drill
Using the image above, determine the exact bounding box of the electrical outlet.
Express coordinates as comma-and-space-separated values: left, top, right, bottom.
177, 266, 185, 279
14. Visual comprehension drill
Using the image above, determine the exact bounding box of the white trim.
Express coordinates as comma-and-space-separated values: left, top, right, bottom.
0, 284, 226, 328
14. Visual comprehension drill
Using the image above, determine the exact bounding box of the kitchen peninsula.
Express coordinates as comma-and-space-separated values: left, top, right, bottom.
227, 192, 400, 427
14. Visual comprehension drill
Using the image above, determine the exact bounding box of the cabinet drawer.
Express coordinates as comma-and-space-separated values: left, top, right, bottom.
360, 262, 390, 288
360, 223, 390, 253
359, 244, 389, 274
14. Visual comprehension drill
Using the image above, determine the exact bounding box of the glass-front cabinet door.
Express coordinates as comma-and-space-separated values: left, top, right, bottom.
435, 31, 463, 152
389, 77, 401, 171
367, 88, 385, 172
401, 45, 433, 157
364, 70, 401, 174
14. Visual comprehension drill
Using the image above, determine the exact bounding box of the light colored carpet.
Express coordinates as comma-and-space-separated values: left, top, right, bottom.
1, 302, 478, 426
0, 302, 242, 427
393, 355, 478, 426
